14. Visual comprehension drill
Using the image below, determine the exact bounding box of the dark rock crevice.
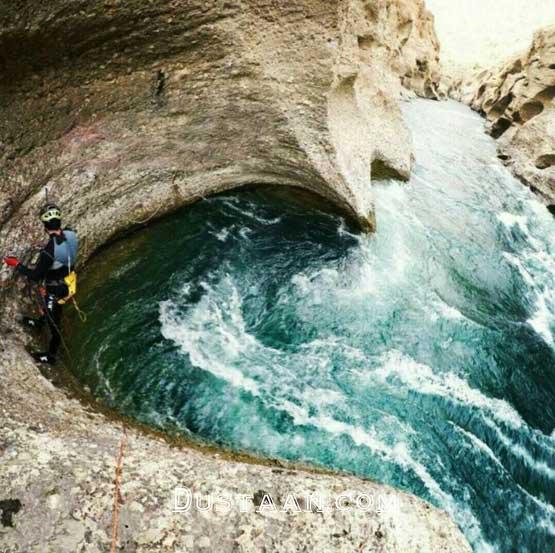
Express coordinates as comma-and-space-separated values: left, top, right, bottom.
0, 499, 22, 528
535, 154, 555, 169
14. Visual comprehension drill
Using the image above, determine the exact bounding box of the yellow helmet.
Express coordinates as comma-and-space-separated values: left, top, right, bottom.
40, 204, 62, 223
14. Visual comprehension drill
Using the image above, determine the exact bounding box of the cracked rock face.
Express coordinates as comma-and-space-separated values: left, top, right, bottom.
0, 0, 440, 257
449, 25, 555, 204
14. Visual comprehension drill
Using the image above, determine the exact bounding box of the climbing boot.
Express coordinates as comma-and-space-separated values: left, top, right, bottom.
31, 351, 56, 365
21, 316, 45, 330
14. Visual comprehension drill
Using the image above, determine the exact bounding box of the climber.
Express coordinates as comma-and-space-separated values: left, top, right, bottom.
2, 204, 78, 365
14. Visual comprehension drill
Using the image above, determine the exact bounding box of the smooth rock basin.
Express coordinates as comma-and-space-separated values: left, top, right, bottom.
67, 100, 555, 553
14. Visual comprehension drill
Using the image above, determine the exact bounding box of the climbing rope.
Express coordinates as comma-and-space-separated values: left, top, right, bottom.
25, 279, 79, 366
70, 296, 87, 323
110, 426, 127, 553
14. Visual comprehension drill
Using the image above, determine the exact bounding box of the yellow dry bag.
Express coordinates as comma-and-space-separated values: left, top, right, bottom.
58, 271, 77, 305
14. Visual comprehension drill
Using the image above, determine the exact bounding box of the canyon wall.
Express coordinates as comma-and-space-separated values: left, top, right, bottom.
450, 25, 555, 204
0, 0, 440, 259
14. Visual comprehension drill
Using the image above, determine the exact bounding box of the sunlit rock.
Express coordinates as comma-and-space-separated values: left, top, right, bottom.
449, 25, 555, 203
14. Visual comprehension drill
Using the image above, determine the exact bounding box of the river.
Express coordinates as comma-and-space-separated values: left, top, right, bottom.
68, 99, 555, 552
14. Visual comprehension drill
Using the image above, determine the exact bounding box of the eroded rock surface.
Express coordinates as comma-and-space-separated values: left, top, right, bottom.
449, 25, 555, 203
0, 0, 440, 253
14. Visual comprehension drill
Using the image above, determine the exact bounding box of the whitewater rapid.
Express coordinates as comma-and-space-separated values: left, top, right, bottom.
70, 100, 555, 553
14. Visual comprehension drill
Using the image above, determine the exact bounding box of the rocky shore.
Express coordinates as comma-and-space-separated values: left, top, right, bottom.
0, 322, 471, 552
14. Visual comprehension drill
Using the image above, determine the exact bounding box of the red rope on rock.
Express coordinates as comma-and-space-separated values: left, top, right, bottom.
110, 426, 127, 553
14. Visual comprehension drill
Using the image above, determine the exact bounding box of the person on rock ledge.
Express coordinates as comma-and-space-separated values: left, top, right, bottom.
2, 204, 79, 365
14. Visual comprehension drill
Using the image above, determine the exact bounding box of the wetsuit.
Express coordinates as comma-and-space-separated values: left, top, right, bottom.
17, 229, 76, 358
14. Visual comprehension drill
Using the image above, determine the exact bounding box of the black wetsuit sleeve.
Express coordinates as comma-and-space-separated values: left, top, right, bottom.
17, 239, 54, 282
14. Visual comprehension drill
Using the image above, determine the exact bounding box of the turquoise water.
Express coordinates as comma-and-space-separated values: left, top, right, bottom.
68, 100, 555, 552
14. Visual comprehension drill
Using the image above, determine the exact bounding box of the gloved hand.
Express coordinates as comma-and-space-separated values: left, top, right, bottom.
3, 256, 20, 267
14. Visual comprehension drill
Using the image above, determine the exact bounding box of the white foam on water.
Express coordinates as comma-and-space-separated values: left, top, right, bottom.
497, 212, 528, 229
92, 342, 116, 401
273, 399, 495, 553
290, 273, 311, 295
159, 278, 260, 396
216, 196, 242, 207
451, 423, 506, 472
222, 198, 282, 225
301, 337, 367, 362
275, 401, 428, 490
514, 480, 555, 537
496, 206, 555, 348
527, 294, 555, 346
110, 258, 140, 280
300, 387, 344, 407
351, 256, 384, 297
408, 462, 497, 553
337, 218, 363, 241
279, 401, 395, 459
214, 227, 231, 242
435, 300, 465, 321
448, 423, 555, 532
502, 252, 535, 287
457, 423, 555, 537
239, 227, 253, 240
289, 236, 409, 307
372, 350, 525, 430
482, 419, 555, 482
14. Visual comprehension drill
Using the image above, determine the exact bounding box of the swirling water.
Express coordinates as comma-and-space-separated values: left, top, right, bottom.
68, 100, 555, 552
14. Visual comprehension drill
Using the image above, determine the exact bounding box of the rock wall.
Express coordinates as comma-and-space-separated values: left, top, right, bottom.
449, 25, 555, 204
0, 0, 440, 259
0, 2, 472, 552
